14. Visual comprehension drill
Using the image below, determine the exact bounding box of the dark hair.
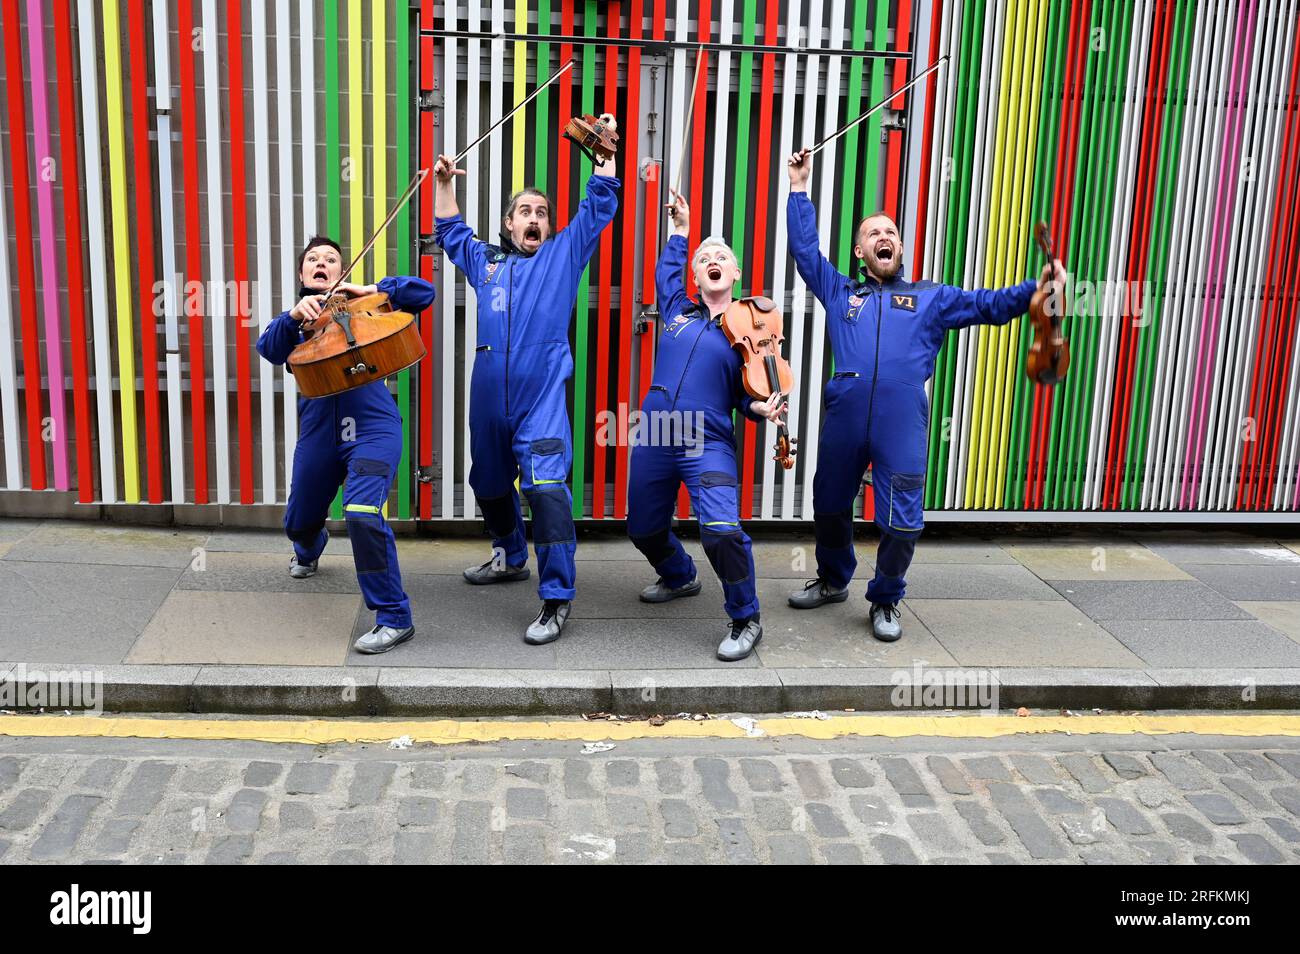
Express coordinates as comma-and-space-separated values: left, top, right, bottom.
297, 236, 343, 276
503, 188, 554, 224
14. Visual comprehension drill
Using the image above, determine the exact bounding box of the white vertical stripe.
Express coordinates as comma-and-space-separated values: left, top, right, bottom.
151, 0, 186, 502
278, 0, 299, 492
0, 125, 19, 488
799, 0, 843, 520
709, 0, 735, 238
442, 3, 459, 519
77, 0, 117, 502
251, 2, 276, 502
936, 0, 962, 507
202, 0, 231, 503
762, 0, 800, 521
786, 0, 823, 519
463, 2, 482, 518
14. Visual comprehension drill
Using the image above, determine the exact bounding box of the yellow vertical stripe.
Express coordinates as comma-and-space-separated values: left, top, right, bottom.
348, 0, 364, 283
101, 0, 139, 502
513, 0, 527, 190
372, 0, 386, 280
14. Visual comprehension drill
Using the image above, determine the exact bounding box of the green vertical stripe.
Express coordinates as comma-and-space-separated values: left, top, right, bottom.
834, 2, 869, 272
327, 3, 343, 521
860, 0, 889, 215
536, 0, 552, 188
396, 1, 411, 519
571, 1, 597, 518
729, 2, 757, 290
1122, 0, 1195, 508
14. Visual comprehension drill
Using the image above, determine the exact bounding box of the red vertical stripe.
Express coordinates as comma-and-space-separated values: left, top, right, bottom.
176, 0, 209, 504
1240, 34, 1300, 509
680, 1, 713, 519
1105, 0, 1173, 508
53, 0, 94, 502
556, 1, 573, 231
591, 2, 620, 520
2, 1, 46, 489
227, 0, 254, 504
884, 0, 913, 221
637, 0, 667, 409
419, 8, 436, 520
127, 0, 163, 502
612, 0, 643, 520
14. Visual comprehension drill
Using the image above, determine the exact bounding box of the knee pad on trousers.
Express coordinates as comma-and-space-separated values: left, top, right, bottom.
286, 521, 325, 547
477, 492, 518, 540
814, 509, 855, 550
525, 488, 574, 546
702, 530, 749, 585
630, 527, 675, 567
345, 512, 388, 574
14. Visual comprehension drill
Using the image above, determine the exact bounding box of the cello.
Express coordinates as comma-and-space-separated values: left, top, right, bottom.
720, 297, 798, 469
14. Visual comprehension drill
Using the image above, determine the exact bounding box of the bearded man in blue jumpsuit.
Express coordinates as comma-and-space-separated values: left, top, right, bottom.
257, 236, 436, 655
432, 117, 620, 645
784, 149, 1063, 641
627, 193, 786, 662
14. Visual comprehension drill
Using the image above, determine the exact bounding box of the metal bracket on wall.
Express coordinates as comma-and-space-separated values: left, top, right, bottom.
880, 108, 906, 142
419, 234, 438, 257
635, 304, 659, 336
419, 89, 441, 111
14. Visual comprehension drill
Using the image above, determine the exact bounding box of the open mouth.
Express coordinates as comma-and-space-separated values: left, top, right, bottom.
313, 269, 329, 283
524, 225, 542, 243
707, 265, 723, 282
874, 244, 893, 263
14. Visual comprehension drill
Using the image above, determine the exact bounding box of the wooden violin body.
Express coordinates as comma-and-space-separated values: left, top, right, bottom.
720, 296, 798, 469
563, 114, 620, 163
1026, 222, 1070, 386
287, 291, 426, 398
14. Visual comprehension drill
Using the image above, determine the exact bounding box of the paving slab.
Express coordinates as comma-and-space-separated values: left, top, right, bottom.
568, 562, 727, 619
909, 541, 1017, 565
0, 519, 41, 544
126, 590, 359, 666
1179, 563, 1300, 601
1003, 543, 1189, 581
995, 669, 1161, 710
1146, 669, 1300, 707
190, 665, 381, 715
175, 551, 361, 593
610, 668, 783, 714
552, 618, 762, 670
1236, 601, 1300, 644
907, 599, 1146, 668
0, 561, 181, 663
377, 668, 610, 715
1, 522, 209, 568
1283, 541, 1300, 558
1049, 580, 1254, 621
1099, 619, 1300, 668
1139, 537, 1300, 566
894, 563, 1065, 601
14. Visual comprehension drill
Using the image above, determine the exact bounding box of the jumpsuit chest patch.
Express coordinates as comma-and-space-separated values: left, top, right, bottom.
484, 261, 503, 283
847, 294, 867, 321
665, 313, 699, 338
891, 293, 917, 311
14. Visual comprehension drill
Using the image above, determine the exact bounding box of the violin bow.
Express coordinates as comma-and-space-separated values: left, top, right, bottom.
327, 167, 430, 296
670, 45, 706, 201
453, 58, 574, 164
803, 55, 948, 157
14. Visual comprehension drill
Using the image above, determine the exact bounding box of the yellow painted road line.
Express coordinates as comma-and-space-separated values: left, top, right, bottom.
1, 714, 1298, 746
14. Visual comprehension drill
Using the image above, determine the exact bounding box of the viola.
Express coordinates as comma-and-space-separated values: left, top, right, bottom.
720, 296, 798, 470
1026, 222, 1070, 385
287, 290, 425, 398
563, 114, 620, 164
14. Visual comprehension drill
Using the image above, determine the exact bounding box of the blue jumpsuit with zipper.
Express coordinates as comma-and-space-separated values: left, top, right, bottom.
256, 275, 436, 630
787, 191, 1037, 604
626, 235, 765, 622
434, 175, 620, 602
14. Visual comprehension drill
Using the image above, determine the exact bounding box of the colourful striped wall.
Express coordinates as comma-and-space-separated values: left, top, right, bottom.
0, 1, 1297, 521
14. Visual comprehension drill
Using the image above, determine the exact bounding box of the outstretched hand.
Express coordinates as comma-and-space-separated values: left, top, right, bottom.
666, 189, 690, 237
750, 392, 788, 425
1038, 257, 1066, 290
787, 148, 812, 190
433, 153, 465, 182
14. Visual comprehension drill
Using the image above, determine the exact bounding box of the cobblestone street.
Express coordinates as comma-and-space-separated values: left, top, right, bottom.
2, 726, 1298, 864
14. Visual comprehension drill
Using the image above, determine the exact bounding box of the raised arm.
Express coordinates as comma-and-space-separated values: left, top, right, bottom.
655, 191, 692, 321
932, 259, 1064, 332
785, 149, 846, 305
377, 275, 437, 313
556, 172, 621, 270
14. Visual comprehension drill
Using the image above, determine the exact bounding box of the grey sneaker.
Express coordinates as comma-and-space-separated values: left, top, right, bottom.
463, 559, 531, 585
290, 530, 327, 579
353, 624, 415, 654
717, 616, 763, 662
639, 575, 702, 603
525, 599, 571, 645
870, 602, 902, 642
787, 578, 849, 609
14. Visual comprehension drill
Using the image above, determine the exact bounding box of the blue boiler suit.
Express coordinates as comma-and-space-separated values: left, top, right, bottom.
256, 275, 436, 629
787, 191, 1037, 604
626, 235, 766, 621
434, 175, 620, 601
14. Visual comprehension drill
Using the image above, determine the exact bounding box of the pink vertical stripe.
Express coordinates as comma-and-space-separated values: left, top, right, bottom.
24, 0, 69, 488
1179, 0, 1256, 508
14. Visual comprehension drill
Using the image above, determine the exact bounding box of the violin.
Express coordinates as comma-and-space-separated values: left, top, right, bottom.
287, 290, 425, 398
563, 114, 620, 164
720, 296, 798, 470
1026, 222, 1070, 386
